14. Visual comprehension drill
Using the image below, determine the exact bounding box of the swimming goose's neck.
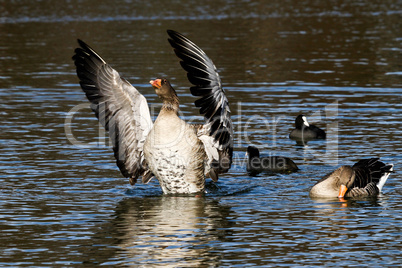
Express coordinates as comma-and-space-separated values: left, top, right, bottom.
161, 95, 180, 114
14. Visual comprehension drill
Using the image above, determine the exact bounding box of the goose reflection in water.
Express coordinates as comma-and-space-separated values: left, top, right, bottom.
310, 195, 383, 209
96, 196, 233, 266
307, 196, 387, 250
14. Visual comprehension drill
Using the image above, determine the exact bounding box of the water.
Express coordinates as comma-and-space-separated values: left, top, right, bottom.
1, 0, 402, 266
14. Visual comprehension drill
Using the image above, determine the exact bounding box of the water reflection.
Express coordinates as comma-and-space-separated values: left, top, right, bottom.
310, 196, 383, 209
86, 196, 233, 266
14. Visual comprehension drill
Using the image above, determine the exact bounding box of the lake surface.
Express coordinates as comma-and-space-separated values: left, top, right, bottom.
1, 0, 402, 266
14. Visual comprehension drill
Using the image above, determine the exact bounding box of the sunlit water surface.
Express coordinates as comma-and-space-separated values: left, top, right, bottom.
1, 1, 402, 266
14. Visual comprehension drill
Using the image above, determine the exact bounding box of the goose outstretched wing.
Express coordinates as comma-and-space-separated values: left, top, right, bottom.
72, 40, 153, 184
167, 30, 233, 177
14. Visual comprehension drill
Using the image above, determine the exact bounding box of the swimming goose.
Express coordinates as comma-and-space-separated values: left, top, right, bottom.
309, 158, 394, 198
72, 30, 233, 194
289, 114, 326, 141
246, 146, 299, 175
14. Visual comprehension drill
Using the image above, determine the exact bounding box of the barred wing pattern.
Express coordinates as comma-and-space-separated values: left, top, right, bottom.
73, 40, 153, 184
167, 30, 233, 174
349, 158, 394, 196
352, 158, 389, 187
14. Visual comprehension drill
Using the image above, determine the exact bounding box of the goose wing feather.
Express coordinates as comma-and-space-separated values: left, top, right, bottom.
72, 39, 153, 184
167, 30, 233, 176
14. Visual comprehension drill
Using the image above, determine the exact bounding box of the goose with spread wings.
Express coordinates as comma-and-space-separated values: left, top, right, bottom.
72, 30, 233, 194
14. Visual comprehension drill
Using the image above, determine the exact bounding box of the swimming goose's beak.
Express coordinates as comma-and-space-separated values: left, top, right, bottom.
338, 184, 348, 198
150, 79, 162, 89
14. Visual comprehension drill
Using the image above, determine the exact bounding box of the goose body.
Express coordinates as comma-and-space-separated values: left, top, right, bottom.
72, 30, 233, 194
310, 158, 393, 198
289, 114, 326, 141
143, 104, 206, 193
246, 146, 299, 175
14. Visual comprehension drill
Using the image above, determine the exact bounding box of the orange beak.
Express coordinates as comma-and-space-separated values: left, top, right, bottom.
338, 184, 348, 198
150, 79, 162, 89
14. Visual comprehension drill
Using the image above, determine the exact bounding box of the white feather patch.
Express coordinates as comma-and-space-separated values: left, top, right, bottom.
376, 164, 393, 192
198, 134, 219, 162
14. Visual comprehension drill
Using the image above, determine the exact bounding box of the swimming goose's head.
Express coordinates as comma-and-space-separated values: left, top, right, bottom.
330, 166, 357, 198
310, 166, 356, 198
150, 78, 179, 110
150, 78, 175, 99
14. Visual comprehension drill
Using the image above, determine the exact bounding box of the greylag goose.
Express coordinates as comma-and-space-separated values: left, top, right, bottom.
72, 30, 233, 194
246, 146, 299, 175
289, 114, 326, 141
309, 158, 393, 198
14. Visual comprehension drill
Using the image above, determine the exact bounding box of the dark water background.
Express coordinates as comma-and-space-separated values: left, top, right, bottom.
1, 0, 402, 266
